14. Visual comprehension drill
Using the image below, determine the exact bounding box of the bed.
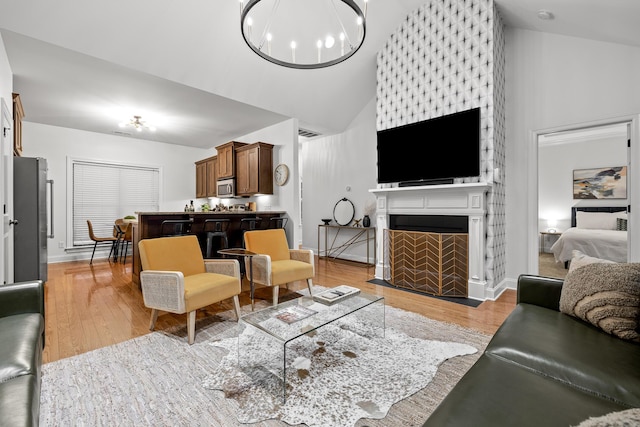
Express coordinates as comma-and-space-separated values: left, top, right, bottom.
550, 206, 628, 265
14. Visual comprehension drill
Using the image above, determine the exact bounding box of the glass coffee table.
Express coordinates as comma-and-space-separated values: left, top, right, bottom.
237, 289, 385, 402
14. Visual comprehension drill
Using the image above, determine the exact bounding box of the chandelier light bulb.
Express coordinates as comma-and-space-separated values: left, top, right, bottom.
238, 0, 244, 13
363, 0, 369, 18
317, 40, 323, 63
325, 35, 335, 49
246, 17, 253, 43
340, 32, 345, 55
266, 32, 272, 55
290, 41, 296, 63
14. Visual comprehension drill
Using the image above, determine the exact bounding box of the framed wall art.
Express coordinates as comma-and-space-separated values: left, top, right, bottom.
573, 166, 627, 199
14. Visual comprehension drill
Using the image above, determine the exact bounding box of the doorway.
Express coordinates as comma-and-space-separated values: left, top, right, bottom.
1, 98, 14, 284
534, 119, 631, 278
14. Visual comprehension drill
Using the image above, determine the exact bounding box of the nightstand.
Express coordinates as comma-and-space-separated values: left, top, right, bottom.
539, 231, 562, 253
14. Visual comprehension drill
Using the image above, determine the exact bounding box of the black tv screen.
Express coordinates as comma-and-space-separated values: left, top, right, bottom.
376, 108, 481, 184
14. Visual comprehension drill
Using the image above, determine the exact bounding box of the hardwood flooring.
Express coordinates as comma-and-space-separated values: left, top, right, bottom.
43, 256, 516, 364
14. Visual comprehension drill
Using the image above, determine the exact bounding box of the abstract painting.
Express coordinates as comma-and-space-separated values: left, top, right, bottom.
573, 166, 627, 199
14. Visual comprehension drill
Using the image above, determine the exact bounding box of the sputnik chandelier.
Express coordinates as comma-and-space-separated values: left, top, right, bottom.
118, 115, 156, 132
239, 0, 368, 69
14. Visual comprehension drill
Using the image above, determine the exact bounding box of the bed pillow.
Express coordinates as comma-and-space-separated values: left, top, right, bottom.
575, 211, 621, 230
559, 256, 640, 341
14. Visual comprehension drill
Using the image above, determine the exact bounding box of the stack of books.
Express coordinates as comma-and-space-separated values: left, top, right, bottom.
313, 285, 361, 305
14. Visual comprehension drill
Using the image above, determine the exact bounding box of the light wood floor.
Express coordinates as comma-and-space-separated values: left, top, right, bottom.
43, 256, 517, 364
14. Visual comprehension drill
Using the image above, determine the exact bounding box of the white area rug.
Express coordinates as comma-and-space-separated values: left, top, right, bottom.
40, 289, 491, 426
202, 317, 477, 427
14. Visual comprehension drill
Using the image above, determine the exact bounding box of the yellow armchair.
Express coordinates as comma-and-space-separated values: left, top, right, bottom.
138, 235, 242, 344
243, 228, 314, 306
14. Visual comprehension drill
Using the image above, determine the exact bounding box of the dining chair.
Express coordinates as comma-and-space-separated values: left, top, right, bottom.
243, 228, 314, 306
86, 220, 119, 264
114, 219, 133, 263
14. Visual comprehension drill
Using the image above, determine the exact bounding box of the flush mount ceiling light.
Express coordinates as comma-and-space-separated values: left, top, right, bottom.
240, 0, 368, 69
537, 9, 554, 20
118, 115, 156, 132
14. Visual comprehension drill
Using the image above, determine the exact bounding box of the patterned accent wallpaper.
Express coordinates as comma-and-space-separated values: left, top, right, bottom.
376, 0, 506, 292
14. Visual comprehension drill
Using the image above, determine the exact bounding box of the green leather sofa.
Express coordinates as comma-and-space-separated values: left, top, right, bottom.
423, 274, 640, 427
0, 280, 45, 427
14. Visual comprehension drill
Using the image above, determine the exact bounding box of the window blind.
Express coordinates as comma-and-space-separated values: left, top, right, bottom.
72, 161, 159, 246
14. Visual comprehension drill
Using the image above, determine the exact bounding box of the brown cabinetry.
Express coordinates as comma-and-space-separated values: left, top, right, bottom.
195, 156, 217, 198
215, 141, 246, 179
236, 142, 274, 196
12, 93, 24, 156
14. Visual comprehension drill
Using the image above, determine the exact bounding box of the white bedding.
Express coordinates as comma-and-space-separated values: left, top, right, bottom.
550, 227, 627, 263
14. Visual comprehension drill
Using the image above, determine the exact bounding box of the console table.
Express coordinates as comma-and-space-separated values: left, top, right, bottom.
317, 225, 376, 266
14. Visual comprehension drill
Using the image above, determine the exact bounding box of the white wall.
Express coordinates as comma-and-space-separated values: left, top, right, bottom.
231, 119, 300, 247
0, 33, 11, 109
21, 122, 212, 262
300, 97, 378, 263
539, 135, 628, 234
505, 28, 640, 279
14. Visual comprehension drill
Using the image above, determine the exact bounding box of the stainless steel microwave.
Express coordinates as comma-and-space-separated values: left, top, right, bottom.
217, 178, 236, 198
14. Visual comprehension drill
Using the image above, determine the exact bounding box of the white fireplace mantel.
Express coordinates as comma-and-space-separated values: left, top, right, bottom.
369, 182, 491, 300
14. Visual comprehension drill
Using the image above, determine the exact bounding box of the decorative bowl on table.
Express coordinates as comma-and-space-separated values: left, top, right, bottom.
321, 218, 332, 225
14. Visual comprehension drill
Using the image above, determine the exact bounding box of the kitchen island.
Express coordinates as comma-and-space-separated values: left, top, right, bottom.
131, 211, 286, 287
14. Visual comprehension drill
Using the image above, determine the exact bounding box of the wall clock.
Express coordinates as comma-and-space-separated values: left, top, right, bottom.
274, 163, 289, 186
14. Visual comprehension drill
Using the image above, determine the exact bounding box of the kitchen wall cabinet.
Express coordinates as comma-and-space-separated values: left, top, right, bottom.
195, 155, 217, 198
236, 142, 273, 196
215, 141, 246, 179
12, 93, 24, 156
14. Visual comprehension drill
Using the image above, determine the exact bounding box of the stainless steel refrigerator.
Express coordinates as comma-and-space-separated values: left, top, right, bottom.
14, 157, 53, 282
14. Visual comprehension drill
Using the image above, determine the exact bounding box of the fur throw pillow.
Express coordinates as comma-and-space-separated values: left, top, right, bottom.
573, 408, 640, 427
559, 261, 640, 341
568, 250, 615, 273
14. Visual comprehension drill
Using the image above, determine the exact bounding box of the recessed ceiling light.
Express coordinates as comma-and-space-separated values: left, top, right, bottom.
537, 9, 554, 20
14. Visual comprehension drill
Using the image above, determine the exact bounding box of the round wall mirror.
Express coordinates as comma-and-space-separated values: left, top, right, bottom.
333, 198, 355, 226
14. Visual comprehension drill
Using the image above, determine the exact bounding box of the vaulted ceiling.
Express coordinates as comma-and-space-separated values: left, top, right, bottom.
1, 0, 639, 148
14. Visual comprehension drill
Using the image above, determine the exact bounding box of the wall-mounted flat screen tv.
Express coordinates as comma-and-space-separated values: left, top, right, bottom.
376, 107, 481, 184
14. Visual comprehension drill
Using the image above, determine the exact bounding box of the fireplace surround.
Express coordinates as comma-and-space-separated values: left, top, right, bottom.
370, 182, 490, 300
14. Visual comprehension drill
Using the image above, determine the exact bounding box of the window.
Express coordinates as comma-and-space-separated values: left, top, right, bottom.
70, 159, 160, 247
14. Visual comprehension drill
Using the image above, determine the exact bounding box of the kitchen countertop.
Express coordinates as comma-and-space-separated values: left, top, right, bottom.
135, 211, 285, 215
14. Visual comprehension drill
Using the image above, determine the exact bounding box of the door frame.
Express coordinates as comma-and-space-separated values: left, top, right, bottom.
527, 114, 640, 273
1, 98, 14, 284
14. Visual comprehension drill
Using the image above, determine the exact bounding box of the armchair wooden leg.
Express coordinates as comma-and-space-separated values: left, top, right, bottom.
232, 295, 241, 320
149, 309, 159, 331
187, 310, 197, 345
306, 278, 314, 296
272, 286, 279, 307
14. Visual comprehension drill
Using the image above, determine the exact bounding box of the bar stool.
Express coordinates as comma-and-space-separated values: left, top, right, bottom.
269, 216, 288, 229
238, 217, 262, 277
203, 218, 230, 258
240, 216, 262, 246
160, 219, 193, 237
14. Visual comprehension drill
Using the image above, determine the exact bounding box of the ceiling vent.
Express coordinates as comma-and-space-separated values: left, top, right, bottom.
298, 127, 322, 138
